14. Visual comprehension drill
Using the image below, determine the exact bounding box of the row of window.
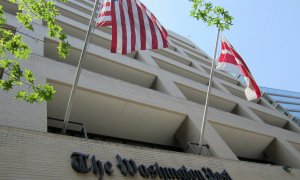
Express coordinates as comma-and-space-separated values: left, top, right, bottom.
261, 87, 300, 124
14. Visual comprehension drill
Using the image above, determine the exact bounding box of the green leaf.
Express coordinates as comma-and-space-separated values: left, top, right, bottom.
0, 59, 13, 69
57, 41, 70, 59
0, 6, 6, 25
189, 0, 234, 30
0, 0, 69, 103
24, 69, 35, 85
16, 90, 26, 99
16, 12, 34, 31
0, 79, 14, 91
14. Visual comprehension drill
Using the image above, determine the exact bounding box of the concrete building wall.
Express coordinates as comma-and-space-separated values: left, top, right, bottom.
0, 75, 47, 132
0, 126, 300, 180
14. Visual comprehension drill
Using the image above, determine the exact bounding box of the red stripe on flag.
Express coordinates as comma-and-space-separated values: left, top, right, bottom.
236, 56, 251, 74
249, 76, 261, 98
161, 27, 168, 48
111, 0, 117, 53
219, 53, 237, 65
161, 26, 168, 40
222, 42, 235, 55
96, 21, 112, 27
151, 14, 168, 48
217, 38, 261, 100
140, 3, 158, 49
147, 16, 158, 49
223, 40, 252, 73
119, 1, 127, 54
135, 0, 146, 50
237, 64, 249, 78
99, 11, 111, 17
127, 0, 136, 52
228, 47, 251, 78
228, 51, 251, 76
101, 2, 111, 8
97, 0, 169, 54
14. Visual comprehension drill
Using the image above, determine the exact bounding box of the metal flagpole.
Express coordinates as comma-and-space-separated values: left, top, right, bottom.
198, 28, 221, 153
61, 0, 100, 134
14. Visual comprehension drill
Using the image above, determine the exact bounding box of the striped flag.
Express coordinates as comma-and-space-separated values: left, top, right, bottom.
96, 0, 169, 54
216, 38, 261, 101
96, 0, 112, 27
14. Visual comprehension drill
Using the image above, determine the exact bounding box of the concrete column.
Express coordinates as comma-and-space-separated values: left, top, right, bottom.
175, 116, 200, 149
153, 72, 187, 99
168, 40, 190, 58
211, 79, 232, 94
191, 62, 209, 74
175, 114, 238, 160
237, 105, 265, 123
204, 121, 239, 160
136, 51, 160, 68
265, 138, 300, 168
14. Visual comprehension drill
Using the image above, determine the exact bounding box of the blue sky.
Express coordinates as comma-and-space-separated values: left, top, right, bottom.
140, 0, 300, 92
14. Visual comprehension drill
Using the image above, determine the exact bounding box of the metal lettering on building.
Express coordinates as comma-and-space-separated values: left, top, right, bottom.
71, 152, 232, 180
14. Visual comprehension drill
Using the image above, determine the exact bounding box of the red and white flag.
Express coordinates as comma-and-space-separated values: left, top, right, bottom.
216, 38, 261, 101
96, 0, 113, 27
96, 0, 169, 54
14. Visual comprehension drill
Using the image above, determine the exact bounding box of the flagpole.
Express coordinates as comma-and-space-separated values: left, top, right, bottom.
61, 0, 100, 134
198, 28, 221, 153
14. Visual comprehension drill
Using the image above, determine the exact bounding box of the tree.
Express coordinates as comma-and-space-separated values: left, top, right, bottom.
0, 0, 70, 103
189, 0, 233, 31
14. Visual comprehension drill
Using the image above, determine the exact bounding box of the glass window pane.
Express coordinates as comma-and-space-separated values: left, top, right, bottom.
291, 112, 300, 119
261, 87, 300, 98
280, 103, 300, 110
270, 96, 300, 104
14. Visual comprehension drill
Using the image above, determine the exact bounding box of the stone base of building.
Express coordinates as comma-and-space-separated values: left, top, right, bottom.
0, 125, 299, 180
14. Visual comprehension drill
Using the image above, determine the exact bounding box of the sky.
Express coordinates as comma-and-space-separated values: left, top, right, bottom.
139, 0, 300, 93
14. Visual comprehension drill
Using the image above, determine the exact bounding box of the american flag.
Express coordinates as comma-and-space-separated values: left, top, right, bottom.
216, 38, 261, 101
96, 0, 168, 54
96, 0, 112, 27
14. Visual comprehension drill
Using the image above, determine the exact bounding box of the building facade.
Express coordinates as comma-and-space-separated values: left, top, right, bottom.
1, 0, 300, 179
261, 87, 300, 126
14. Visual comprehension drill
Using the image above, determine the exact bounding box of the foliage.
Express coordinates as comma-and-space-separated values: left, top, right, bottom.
0, 0, 70, 103
189, 0, 233, 30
